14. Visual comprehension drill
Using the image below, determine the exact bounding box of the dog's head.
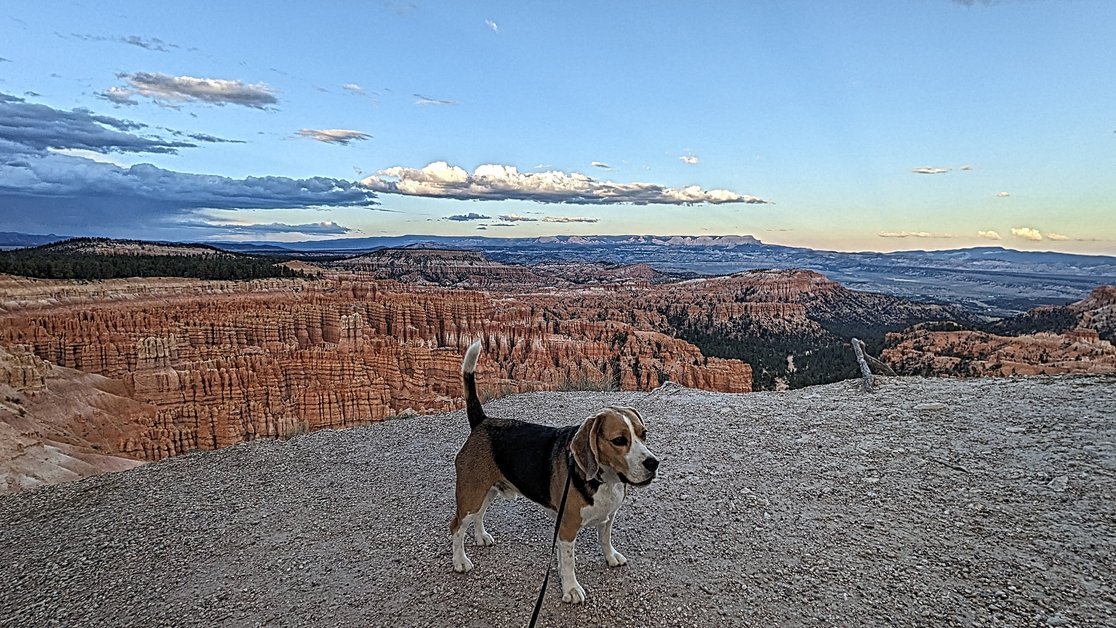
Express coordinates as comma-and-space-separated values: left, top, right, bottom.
571, 406, 659, 486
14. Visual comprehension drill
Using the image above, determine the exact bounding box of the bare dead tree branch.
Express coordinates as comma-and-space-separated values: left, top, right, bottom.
851, 337, 874, 392
865, 353, 896, 376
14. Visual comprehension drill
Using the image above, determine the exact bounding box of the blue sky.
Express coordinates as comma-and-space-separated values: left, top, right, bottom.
1, 0, 1114, 253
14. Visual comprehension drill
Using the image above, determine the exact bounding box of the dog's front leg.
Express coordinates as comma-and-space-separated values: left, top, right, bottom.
557, 538, 586, 603
451, 514, 474, 573
596, 517, 627, 567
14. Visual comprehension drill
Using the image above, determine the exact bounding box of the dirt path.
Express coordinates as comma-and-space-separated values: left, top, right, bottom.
1, 376, 1114, 627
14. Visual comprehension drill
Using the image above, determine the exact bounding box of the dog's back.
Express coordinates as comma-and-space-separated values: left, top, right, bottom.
458, 340, 569, 508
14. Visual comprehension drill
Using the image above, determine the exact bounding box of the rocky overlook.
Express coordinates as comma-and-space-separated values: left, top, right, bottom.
1, 376, 1112, 627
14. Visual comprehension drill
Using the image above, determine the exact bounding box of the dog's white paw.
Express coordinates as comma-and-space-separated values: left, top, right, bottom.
562, 582, 587, 604
605, 550, 627, 567
474, 531, 495, 546
453, 555, 474, 573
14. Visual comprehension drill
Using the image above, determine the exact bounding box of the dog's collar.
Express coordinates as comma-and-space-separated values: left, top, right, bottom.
618, 472, 653, 487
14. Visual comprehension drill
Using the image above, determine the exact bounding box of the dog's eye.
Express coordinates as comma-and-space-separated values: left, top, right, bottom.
611, 436, 628, 447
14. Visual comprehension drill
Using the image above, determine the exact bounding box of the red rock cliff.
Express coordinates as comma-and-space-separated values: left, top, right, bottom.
0, 274, 751, 463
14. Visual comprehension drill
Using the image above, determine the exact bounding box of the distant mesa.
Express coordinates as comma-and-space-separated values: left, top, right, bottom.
3, 232, 1115, 316
41, 237, 234, 257
0, 232, 70, 249
330, 247, 550, 288
329, 247, 678, 289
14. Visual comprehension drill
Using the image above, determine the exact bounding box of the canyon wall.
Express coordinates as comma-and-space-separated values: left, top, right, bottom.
1, 344, 146, 494
0, 274, 751, 466
883, 285, 1116, 377
882, 328, 1116, 377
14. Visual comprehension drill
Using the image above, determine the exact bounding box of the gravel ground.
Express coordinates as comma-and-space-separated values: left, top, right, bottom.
1, 375, 1114, 627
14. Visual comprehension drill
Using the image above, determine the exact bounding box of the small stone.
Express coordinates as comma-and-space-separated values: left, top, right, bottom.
1047, 475, 1069, 492
914, 402, 949, 412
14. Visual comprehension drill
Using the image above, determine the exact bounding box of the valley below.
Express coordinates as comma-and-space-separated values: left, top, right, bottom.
1, 240, 1114, 496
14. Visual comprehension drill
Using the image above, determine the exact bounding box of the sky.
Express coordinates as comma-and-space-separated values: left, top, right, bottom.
1, 0, 1114, 254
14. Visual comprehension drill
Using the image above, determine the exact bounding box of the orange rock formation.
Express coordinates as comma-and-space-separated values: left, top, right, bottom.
1, 344, 146, 494
883, 285, 1116, 377
0, 273, 752, 467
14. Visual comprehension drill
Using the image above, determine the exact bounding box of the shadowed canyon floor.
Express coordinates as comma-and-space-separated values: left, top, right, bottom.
1, 376, 1113, 627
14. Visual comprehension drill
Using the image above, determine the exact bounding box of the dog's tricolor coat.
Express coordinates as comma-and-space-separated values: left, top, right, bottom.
450, 341, 659, 604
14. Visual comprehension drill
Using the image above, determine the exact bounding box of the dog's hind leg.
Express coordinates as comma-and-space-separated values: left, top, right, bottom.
450, 476, 492, 573
472, 487, 498, 546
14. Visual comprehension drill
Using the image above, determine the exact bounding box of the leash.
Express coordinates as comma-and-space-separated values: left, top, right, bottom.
527, 452, 574, 628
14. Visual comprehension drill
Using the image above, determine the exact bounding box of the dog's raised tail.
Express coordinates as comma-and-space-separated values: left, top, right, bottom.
461, 340, 485, 429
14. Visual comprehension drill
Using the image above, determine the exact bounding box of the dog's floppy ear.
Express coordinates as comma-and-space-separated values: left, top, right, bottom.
571, 411, 603, 480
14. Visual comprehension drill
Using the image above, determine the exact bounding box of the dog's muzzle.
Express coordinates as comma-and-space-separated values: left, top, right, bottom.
621, 456, 659, 487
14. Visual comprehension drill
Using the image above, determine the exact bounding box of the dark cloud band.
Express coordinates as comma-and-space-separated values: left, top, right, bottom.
0, 93, 192, 153
0, 93, 377, 238
110, 72, 279, 109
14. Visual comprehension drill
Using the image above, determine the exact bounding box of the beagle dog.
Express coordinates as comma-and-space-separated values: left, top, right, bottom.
449, 341, 659, 604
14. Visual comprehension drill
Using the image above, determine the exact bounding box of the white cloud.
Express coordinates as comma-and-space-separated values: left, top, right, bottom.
97, 86, 139, 106
995, 191, 1011, 198
183, 220, 354, 235
591, 161, 611, 169
1047, 232, 1070, 241
485, 19, 499, 33
679, 154, 700, 165
360, 161, 771, 205
69, 33, 177, 52
341, 83, 378, 104
109, 72, 278, 109
296, 129, 373, 145
959, 165, 973, 171
911, 167, 950, 175
444, 212, 490, 221
414, 93, 459, 106
977, 230, 1002, 240
877, 231, 955, 238
494, 213, 597, 223
542, 216, 599, 223
1011, 227, 1043, 241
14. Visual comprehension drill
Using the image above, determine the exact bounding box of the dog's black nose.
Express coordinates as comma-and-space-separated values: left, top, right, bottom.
643, 457, 660, 472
